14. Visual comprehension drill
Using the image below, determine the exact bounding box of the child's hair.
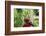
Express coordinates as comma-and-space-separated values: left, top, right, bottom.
24, 18, 30, 23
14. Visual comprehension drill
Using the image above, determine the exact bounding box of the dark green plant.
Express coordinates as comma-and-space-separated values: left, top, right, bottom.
14, 8, 23, 27
33, 9, 39, 16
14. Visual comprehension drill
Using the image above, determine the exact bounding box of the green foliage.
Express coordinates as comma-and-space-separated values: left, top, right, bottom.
14, 8, 39, 27
33, 9, 39, 16
14, 8, 23, 27
33, 18, 39, 27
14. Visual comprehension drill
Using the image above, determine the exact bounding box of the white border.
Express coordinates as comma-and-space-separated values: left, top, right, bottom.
11, 5, 42, 31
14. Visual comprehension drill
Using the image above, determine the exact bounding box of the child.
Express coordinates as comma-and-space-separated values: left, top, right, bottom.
23, 18, 34, 27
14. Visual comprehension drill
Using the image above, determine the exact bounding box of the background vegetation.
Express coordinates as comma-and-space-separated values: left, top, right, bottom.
14, 8, 39, 27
